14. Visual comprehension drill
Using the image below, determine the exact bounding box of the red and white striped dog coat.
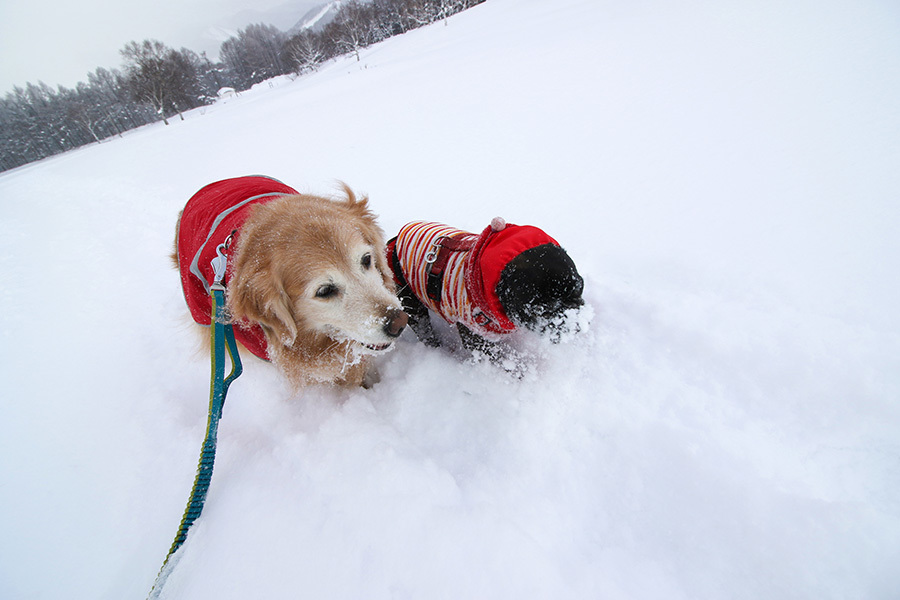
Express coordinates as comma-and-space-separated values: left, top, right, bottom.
387, 218, 561, 337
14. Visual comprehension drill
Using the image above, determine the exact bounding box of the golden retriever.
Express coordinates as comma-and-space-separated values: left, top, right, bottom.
174, 176, 407, 387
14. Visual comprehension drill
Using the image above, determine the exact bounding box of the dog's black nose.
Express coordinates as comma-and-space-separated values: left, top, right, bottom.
384, 308, 408, 338
564, 296, 585, 310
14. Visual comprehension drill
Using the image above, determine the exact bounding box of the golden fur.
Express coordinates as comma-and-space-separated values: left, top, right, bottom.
174, 185, 406, 387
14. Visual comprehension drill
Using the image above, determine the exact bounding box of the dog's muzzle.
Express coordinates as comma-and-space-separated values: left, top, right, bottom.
359, 309, 409, 352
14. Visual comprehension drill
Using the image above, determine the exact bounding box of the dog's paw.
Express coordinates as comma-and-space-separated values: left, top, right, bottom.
420, 334, 442, 348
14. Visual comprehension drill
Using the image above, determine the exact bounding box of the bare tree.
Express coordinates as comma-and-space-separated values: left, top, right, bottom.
121, 40, 188, 124
220, 24, 288, 90
328, 1, 375, 62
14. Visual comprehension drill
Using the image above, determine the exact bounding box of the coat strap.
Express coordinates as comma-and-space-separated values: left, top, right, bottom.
425, 235, 476, 305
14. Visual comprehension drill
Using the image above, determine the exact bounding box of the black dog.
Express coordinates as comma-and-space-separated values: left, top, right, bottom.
386, 218, 583, 365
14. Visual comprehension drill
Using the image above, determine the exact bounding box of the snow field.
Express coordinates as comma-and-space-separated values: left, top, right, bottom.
1, 0, 899, 598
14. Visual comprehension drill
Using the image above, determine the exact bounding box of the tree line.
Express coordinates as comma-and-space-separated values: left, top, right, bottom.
0, 0, 486, 173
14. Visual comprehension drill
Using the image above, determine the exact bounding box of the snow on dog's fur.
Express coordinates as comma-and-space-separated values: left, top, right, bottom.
175, 182, 407, 387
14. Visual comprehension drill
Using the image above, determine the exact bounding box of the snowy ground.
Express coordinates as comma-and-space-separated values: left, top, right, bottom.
2, 0, 899, 598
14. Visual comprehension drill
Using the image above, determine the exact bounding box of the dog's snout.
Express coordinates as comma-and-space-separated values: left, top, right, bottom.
384, 308, 408, 338
564, 296, 585, 310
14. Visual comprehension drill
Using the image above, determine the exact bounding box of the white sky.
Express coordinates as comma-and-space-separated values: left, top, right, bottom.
0, 0, 311, 95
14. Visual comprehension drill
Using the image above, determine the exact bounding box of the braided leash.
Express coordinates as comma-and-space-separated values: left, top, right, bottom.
149, 243, 243, 598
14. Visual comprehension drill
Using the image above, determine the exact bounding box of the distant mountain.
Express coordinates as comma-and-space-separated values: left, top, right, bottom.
197, 0, 324, 57
219, 0, 324, 32
287, 1, 344, 35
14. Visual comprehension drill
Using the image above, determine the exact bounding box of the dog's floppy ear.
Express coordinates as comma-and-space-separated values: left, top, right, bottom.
228, 264, 299, 346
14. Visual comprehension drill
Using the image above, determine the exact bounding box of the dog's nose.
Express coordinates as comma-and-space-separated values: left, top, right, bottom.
564, 296, 585, 310
384, 308, 408, 338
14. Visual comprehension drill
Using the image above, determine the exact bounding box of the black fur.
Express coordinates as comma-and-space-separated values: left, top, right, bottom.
495, 243, 584, 331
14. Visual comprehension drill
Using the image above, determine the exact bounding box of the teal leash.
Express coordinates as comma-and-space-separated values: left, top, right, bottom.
149, 243, 243, 599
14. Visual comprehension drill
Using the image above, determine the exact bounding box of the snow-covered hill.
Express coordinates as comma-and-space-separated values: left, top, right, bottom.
1, 0, 899, 598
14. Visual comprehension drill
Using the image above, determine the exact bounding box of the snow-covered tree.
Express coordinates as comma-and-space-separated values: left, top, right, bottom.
287, 30, 332, 74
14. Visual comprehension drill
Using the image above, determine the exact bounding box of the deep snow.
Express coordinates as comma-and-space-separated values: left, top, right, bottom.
1, 0, 899, 598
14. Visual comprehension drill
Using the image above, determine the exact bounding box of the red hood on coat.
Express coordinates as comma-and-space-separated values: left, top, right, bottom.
465, 219, 560, 333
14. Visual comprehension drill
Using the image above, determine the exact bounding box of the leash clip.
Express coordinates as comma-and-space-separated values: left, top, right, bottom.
211, 242, 229, 286
425, 236, 447, 269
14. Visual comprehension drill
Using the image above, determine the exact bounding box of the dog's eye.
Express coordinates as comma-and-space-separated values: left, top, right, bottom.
361, 253, 372, 269
315, 284, 339, 299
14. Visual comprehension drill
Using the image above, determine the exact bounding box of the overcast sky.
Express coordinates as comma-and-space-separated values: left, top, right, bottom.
0, 0, 313, 95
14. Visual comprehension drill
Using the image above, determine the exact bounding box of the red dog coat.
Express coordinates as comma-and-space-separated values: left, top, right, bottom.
176, 176, 300, 359
387, 219, 560, 337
